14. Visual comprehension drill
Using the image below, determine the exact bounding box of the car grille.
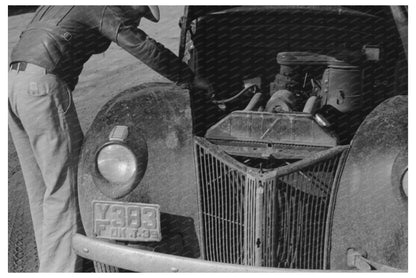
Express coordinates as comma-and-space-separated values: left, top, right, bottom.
194, 137, 348, 269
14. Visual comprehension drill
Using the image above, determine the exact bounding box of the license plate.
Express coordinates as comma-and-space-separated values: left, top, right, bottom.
93, 200, 161, 242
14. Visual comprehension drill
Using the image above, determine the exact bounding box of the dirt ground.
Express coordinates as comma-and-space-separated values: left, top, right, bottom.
8, 6, 185, 272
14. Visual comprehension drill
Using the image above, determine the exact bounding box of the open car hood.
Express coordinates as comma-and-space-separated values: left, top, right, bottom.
181, 5, 406, 61
184, 6, 382, 21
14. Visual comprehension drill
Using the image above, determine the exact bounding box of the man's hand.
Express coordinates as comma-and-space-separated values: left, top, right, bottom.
176, 76, 214, 98
192, 76, 213, 95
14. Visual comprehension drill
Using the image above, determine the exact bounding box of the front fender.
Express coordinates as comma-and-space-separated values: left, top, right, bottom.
329, 95, 408, 270
77, 82, 200, 258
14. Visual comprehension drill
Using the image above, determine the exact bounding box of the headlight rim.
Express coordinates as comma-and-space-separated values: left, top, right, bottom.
93, 141, 141, 199
401, 167, 408, 198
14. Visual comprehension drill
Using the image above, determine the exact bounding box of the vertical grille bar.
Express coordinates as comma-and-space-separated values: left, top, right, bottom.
239, 172, 245, 264
213, 153, 220, 262
210, 153, 216, 261
194, 137, 348, 269
223, 162, 229, 263
244, 178, 251, 265
254, 184, 263, 266
197, 146, 207, 259
230, 167, 236, 264
219, 158, 225, 263
316, 158, 333, 268
318, 155, 339, 267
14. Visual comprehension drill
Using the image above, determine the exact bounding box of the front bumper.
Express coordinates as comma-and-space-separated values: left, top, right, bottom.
72, 233, 300, 272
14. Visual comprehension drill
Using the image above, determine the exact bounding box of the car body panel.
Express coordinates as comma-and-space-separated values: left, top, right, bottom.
77, 83, 201, 258
329, 95, 408, 270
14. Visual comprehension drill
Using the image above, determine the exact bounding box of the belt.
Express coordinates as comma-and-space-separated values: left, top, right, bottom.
10, 62, 27, 71
10, 62, 48, 74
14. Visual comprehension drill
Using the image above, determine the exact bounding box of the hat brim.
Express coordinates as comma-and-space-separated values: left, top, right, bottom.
144, 6, 160, 22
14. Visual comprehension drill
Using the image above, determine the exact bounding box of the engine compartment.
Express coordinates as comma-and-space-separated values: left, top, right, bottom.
207, 51, 367, 145
187, 7, 405, 144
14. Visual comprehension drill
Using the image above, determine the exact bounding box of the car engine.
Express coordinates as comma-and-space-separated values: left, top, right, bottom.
267, 52, 362, 115
209, 50, 368, 144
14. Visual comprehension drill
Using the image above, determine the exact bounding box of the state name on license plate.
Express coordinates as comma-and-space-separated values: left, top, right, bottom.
93, 200, 161, 242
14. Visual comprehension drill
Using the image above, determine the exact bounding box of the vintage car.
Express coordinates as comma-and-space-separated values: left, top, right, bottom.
72, 6, 408, 272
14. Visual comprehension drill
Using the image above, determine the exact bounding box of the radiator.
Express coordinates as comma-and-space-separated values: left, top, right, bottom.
194, 136, 348, 269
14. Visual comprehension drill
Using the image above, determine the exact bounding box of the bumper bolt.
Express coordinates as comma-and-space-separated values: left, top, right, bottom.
171, 267, 179, 272
82, 248, 89, 253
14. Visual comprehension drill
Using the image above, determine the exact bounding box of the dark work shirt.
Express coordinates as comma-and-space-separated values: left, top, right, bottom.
11, 6, 194, 90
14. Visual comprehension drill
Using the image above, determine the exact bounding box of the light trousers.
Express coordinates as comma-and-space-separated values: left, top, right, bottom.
8, 64, 84, 272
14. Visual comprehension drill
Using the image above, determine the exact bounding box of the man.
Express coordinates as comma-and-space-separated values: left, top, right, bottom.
8, 6, 208, 272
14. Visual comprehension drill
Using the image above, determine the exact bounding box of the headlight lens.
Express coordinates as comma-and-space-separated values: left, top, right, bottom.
402, 169, 408, 198
97, 144, 137, 184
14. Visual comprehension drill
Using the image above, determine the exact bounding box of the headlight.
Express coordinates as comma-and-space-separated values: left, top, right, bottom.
93, 125, 148, 199
97, 144, 137, 184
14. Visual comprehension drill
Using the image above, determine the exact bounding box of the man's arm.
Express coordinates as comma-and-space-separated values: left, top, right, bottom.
99, 6, 194, 85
